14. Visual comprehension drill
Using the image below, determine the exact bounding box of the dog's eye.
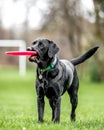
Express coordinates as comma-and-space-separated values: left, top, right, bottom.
32, 41, 36, 45
38, 42, 45, 48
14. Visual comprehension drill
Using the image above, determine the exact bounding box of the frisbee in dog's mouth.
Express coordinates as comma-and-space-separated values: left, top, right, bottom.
29, 52, 39, 62
5, 51, 38, 56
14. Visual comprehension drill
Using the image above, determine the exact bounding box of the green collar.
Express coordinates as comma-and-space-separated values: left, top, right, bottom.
41, 57, 57, 73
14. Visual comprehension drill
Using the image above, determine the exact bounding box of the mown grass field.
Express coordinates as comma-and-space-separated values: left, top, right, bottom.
0, 68, 104, 130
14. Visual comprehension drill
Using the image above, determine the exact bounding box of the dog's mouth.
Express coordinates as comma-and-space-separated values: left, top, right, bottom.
27, 47, 39, 62
29, 52, 40, 63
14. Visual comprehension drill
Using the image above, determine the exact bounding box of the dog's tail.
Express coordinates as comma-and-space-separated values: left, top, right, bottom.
70, 46, 99, 66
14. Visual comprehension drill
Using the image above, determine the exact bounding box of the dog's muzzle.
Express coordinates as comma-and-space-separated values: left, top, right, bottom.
27, 47, 38, 62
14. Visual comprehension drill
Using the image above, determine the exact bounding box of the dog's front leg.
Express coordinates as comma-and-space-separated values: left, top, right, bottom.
37, 96, 45, 122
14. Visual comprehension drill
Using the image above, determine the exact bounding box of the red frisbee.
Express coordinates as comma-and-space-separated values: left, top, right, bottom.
5, 51, 37, 56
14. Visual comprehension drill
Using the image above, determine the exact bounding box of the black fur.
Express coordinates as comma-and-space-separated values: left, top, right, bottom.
27, 38, 99, 123
70, 46, 99, 65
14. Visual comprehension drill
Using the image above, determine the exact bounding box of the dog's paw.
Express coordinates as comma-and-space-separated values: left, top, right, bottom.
71, 113, 76, 121
52, 119, 60, 123
38, 119, 44, 123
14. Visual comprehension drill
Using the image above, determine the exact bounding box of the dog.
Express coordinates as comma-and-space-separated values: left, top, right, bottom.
27, 38, 99, 123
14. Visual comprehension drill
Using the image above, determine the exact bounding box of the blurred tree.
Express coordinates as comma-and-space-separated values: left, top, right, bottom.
12, 0, 37, 42
93, 0, 104, 43
90, 0, 104, 82
41, 0, 83, 57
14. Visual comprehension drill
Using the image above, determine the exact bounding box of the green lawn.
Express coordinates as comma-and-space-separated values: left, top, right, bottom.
0, 68, 104, 130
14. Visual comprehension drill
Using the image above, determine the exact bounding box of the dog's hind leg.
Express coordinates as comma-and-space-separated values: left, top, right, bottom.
49, 99, 55, 121
49, 97, 61, 123
67, 70, 79, 121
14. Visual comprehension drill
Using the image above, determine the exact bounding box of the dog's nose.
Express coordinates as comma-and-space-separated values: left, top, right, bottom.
27, 47, 32, 51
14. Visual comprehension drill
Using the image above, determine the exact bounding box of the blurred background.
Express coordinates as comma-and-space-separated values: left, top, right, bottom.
0, 1, 104, 129
0, 0, 104, 82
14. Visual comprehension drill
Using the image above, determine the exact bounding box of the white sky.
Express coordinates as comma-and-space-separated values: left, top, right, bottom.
0, 0, 94, 29
81, 0, 94, 11
1, 0, 48, 29
81, 0, 95, 22
1, 0, 26, 27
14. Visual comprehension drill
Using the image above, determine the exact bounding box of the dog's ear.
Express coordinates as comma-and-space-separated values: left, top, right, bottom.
48, 41, 59, 58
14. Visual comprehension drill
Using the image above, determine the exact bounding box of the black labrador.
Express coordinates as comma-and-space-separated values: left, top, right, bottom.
27, 38, 99, 123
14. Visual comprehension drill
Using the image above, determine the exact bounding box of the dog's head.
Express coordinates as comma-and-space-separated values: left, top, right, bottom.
27, 38, 59, 68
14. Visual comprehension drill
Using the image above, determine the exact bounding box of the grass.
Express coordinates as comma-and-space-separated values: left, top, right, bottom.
0, 68, 104, 130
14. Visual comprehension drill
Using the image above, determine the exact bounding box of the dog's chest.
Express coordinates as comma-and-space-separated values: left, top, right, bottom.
37, 68, 59, 88
38, 79, 62, 98
37, 66, 68, 98
37, 78, 56, 98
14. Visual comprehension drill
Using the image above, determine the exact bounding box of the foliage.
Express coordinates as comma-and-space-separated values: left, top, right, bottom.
0, 69, 104, 130
89, 61, 101, 82
93, 0, 104, 42
42, 0, 83, 56
88, 47, 104, 82
92, 0, 104, 82
0, 0, 104, 82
